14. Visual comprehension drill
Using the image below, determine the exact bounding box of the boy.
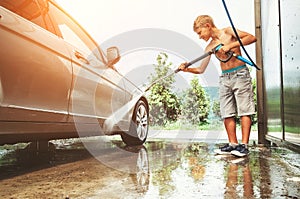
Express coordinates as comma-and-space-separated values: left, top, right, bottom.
178, 15, 256, 157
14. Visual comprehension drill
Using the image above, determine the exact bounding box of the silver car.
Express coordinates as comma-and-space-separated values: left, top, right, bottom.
0, 0, 149, 146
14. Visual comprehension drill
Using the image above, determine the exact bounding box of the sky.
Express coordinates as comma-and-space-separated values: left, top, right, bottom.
55, 0, 256, 88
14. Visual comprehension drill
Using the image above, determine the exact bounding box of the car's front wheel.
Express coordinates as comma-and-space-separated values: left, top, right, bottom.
121, 100, 149, 146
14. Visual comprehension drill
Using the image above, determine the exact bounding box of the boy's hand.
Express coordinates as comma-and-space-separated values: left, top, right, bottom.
178, 62, 188, 72
218, 45, 230, 54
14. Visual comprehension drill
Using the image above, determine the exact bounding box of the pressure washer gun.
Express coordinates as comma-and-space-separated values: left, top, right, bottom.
175, 44, 222, 73
144, 44, 222, 92
217, 45, 260, 70
145, 44, 258, 92
175, 43, 259, 73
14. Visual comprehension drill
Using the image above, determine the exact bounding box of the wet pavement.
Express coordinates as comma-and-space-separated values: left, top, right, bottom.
0, 134, 299, 199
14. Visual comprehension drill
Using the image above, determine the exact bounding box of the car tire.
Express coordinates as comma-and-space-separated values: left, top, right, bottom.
121, 100, 149, 146
132, 146, 150, 192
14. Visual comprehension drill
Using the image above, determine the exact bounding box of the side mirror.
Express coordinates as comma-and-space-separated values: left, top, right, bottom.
107, 46, 120, 67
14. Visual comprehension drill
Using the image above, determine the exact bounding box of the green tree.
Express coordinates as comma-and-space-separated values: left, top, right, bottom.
148, 52, 181, 126
251, 78, 258, 125
212, 99, 221, 119
181, 76, 210, 125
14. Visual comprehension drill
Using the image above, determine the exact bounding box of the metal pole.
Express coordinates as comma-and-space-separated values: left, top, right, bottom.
278, 0, 285, 141
254, 0, 269, 145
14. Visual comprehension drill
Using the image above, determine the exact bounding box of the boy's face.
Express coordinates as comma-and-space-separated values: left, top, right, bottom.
194, 24, 211, 41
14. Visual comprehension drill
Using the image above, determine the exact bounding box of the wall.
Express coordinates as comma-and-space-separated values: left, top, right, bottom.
260, 0, 300, 145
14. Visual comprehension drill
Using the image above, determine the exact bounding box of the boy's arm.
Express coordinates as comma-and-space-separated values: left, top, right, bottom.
178, 46, 212, 74
221, 28, 257, 52
178, 55, 211, 74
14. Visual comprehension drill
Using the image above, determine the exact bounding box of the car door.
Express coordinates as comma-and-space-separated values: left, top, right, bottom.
47, 2, 127, 126
0, 0, 72, 122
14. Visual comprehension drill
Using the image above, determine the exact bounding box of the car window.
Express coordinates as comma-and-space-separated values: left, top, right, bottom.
47, 2, 104, 63
0, 0, 47, 30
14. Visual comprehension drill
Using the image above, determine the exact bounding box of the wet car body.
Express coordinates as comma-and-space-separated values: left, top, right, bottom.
0, 0, 149, 145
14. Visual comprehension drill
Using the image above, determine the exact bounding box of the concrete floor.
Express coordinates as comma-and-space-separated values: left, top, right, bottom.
0, 131, 299, 198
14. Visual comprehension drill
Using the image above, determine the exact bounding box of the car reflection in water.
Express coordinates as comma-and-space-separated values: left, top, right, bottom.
0, 138, 150, 198
0, 139, 299, 198
83, 139, 151, 194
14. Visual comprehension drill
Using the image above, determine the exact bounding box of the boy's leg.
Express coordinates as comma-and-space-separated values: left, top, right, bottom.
224, 117, 238, 144
231, 67, 254, 146
231, 116, 252, 157
241, 115, 252, 144
214, 117, 238, 155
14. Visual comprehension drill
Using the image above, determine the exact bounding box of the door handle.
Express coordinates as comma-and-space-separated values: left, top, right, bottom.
74, 51, 90, 65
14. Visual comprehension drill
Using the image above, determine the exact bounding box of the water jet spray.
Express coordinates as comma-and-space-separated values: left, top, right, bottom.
103, 43, 254, 133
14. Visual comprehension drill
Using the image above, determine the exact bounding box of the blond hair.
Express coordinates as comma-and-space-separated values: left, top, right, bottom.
193, 15, 216, 31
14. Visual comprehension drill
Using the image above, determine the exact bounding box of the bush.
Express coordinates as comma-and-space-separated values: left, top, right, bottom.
181, 76, 210, 125
148, 53, 181, 126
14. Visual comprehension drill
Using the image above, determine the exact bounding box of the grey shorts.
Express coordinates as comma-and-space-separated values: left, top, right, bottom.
219, 66, 255, 119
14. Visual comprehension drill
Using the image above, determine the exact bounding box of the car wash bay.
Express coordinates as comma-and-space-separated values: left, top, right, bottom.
0, 0, 299, 198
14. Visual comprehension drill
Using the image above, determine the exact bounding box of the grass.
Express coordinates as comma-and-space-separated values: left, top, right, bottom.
150, 119, 258, 131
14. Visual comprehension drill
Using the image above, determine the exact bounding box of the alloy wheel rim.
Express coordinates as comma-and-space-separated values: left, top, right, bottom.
136, 104, 148, 140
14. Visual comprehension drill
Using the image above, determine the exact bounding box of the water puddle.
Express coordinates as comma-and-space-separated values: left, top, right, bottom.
0, 139, 299, 198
